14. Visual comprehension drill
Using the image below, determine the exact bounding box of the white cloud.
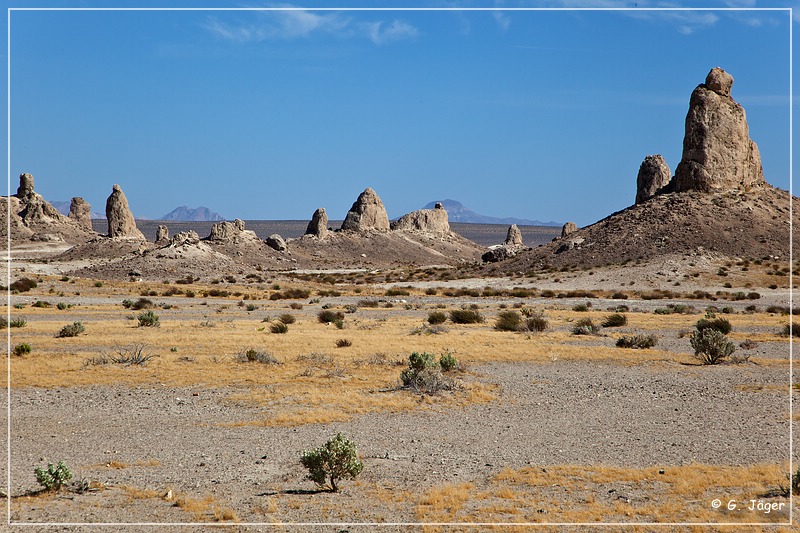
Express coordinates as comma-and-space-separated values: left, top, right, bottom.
203, 10, 417, 45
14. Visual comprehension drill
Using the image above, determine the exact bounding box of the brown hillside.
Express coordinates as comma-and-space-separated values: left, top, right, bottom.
480, 185, 796, 275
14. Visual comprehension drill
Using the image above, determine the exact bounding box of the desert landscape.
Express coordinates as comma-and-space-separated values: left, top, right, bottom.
0, 64, 797, 531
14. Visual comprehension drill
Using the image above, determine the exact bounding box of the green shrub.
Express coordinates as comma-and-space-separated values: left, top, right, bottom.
690, 328, 735, 365
300, 433, 363, 492
427, 311, 447, 325
35, 461, 72, 491
616, 334, 657, 349
245, 303, 258, 312
400, 352, 454, 394
695, 317, 732, 335
10, 317, 27, 328
125, 298, 153, 310
318, 310, 345, 324
137, 310, 160, 327
449, 309, 484, 324
602, 313, 627, 328
571, 318, 599, 335
270, 321, 288, 334
13, 343, 31, 356
10, 277, 37, 293
494, 310, 522, 331
57, 322, 85, 338
32, 300, 51, 308
56, 302, 71, 310
439, 353, 459, 372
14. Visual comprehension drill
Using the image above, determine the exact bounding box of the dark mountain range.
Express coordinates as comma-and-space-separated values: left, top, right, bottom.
158, 206, 224, 222
423, 199, 559, 226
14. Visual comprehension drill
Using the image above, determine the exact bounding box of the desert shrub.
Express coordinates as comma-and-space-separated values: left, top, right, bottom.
10, 277, 37, 293
126, 298, 153, 310
278, 313, 296, 325
439, 352, 459, 372
270, 321, 289, 334
739, 338, 758, 350
245, 304, 258, 312
335, 338, 352, 348
300, 433, 363, 492
411, 324, 448, 335
690, 328, 735, 365
237, 349, 279, 364
85, 344, 157, 367
782, 323, 800, 338
31, 300, 51, 308
0, 317, 6, 329
610, 292, 628, 300
269, 288, 311, 300
385, 287, 411, 297
357, 300, 380, 308
449, 309, 484, 324
571, 318, 599, 335
94, 281, 104, 288
524, 312, 548, 332
616, 334, 657, 349
695, 317, 732, 335
10, 317, 27, 328
540, 290, 555, 298
572, 303, 590, 312
427, 311, 447, 325
57, 322, 85, 338
747, 292, 761, 300
35, 461, 72, 491
289, 302, 303, 310
13, 343, 31, 356
137, 310, 160, 328
318, 310, 345, 324
602, 313, 627, 328
424, 288, 438, 295
400, 352, 455, 394
494, 310, 522, 332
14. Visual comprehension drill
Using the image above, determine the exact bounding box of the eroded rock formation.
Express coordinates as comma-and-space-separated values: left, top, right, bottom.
504, 224, 523, 247
672, 67, 764, 193
341, 188, 390, 232
561, 222, 578, 238
68, 197, 93, 229
14, 173, 65, 225
391, 202, 450, 234
106, 184, 145, 239
156, 225, 169, 243
266, 234, 288, 252
305, 208, 329, 239
636, 155, 671, 204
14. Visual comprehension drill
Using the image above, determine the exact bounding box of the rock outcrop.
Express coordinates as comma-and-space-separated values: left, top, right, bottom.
106, 184, 145, 239
14, 173, 65, 225
305, 208, 329, 239
16, 173, 35, 198
341, 188, 390, 232
265, 233, 288, 252
68, 197, 93, 229
170, 230, 200, 246
482, 246, 518, 263
672, 67, 764, 193
504, 224, 523, 247
561, 222, 578, 238
156, 224, 169, 243
391, 202, 450, 234
636, 155, 671, 204
207, 219, 259, 243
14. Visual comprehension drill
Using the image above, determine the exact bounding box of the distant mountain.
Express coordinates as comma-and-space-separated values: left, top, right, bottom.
423, 199, 560, 226
51, 201, 105, 220
158, 206, 224, 222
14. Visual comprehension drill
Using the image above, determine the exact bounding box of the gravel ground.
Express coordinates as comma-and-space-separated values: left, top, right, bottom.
5, 357, 793, 529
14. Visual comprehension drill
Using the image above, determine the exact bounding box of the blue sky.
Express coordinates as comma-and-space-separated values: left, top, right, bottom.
4, 1, 795, 226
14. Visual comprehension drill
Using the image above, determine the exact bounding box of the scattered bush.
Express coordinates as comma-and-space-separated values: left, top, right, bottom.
35, 461, 72, 491
269, 288, 311, 300
572, 303, 590, 312
137, 310, 160, 328
10, 277, 37, 293
610, 292, 628, 300
31, 300, 51, 308
300, 433, 364, 492
357, 299, 380, 308
237, 349, 279, 364
449, 309, 484, 324
524, 312, 548, 332
56, 302, 72, 310
13, 343, 31, 356
494, 310, 522, 332
616, 334, 657, 349
245, 304, 258, 312
270, 321, 289, 334
427, 311, 447, 325
85, 344, 157, 366
318, 310, 345, 324
690, 328, 735, 365
57, 322, 85, 338
439, 352, 459, 372
571, 318, 599, 335
400, 352, 455, 394
782, 323, 800, 338
278, 314, 296, 325
335, 339, 352, 348
602, 313, 627, 328
695, 317, 732, 335
385, 287, 411, 297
